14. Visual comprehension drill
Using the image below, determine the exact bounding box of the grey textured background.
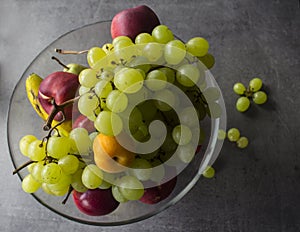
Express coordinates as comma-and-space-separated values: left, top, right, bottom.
1, 0, 299, 231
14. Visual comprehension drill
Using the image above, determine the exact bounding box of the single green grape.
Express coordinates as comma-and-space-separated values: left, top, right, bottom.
81, 164, 103, 189
31, 162, 44, 183
47, 136, 71, 159
236, 96, 250, 112
233, 82, 246, 95
112, 36, 132, 46
172, 125, 193, 145
22, 174, 41, 193
27, 140, 46, 161
236, 136, 249, 149
114, 67, 144, 94
78, 92, 99, 117
106, 90, 128, 113
164, 39, 186, 65
177, 143, 196, 163
152, 25, 174, 44
87, 47, 106, 68
186, 37, 209, 57
58, 155, 79, 175
227, 128, 240, 142
94, 110, 123, 136
145, 69, 168, 91
198, 53, 215, 69
94, 79, 113, 98
41, 163, 62, 184
176, 64, 201, 87
19, 134, 37, 157
78, 68, 99, 88
135, 33, 154, 44
69, 128, 92, 155
202, 166, 215, 178
218, 129, 227, 140
129, 158, 153, 181
249, 77, 263, 92
117, 175, 144, 201
252, 91, 267, 104
71, 168, 88, 193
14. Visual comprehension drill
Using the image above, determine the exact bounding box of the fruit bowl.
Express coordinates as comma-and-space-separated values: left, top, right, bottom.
7, 20, 226, 225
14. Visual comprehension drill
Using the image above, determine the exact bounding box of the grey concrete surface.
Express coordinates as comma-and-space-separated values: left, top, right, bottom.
1, 0, 299, 231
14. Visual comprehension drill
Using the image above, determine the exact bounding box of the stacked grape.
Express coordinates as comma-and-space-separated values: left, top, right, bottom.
17, 24, 224, 214
234, 77, 268, 112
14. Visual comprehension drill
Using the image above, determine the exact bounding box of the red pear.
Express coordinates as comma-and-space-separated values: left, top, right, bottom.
38, 71, 79, 121
72, 114, 95, 133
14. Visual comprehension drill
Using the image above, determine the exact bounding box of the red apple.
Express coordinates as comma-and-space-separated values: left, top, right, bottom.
111, 5, 160, 40
72, 114, 95, 133
72, 188, 119, 216
38, 71, 79, 121
140, 167, 177, 204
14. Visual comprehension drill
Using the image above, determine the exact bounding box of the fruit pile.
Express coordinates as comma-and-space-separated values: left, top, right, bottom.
14, 5, 223, 216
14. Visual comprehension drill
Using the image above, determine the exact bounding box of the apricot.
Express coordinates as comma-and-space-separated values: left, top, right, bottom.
93, 133, 135, 173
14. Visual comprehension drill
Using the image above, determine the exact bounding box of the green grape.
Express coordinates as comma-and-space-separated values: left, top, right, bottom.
102, 43, 114, 54
114, 67, 144, 93
89, 132, 98, 144
79, 86, 90, 95
158, 67, 176, 84
218, 129, 227, 140
47, 174, 71, 196
87, 47, 106, 68
41, 163, 62, 184
198, 53, 215, 69
78, 92, 99, 117
186, 37, 209, 57
47, 136, 71, 159
71, 168, 88, 193
176, 64, 200, 87
145, 70, 168, 91
58, 155, 79, 175
99, 172, 115, 189
135, 32, 154, 44
117, 175, 144, 201
249, 77, 263, 92
132, 123, 149, 142
69, 128, 92, 155
27, 140, 46, 161
236, 96, 250, 112
227, 128, 240, 142
252, 91, 267, 104
152, 25, 174, 44
41, 183, 54, 195
138, 100, 157, 122
106, 90, 128, 113
203, 87, 220, 102
31, 162, 44, 183
112, 36, 132, 46
22, 174, 41, 193
142, 42, 164, 62
112, 183, 128, 203
150, 159, 165, 182
154, 89, 177, 111
164, 40, 186, 65
79, 68, 99, 88
114, 39, 134, 50
124, 107, 144, 134
236, 136, 249, 149
19, 134, 37, 157
27, 162, 36, 173
98, 69, 114, 81
81, 164, 103, 189
178, 106, 199, 128
177, 143, 196, 163
94, 110, 123, 136
233, 82, 246, 95
94, 79, 113, 98
129, 158, 152, 181
172, 125, 193, 145
202, 166, 215, 178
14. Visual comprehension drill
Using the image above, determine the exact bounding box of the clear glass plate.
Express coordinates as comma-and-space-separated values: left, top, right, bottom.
7, 21, 226, 226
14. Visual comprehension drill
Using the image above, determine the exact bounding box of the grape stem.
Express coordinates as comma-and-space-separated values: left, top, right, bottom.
43, 96, 80, 131
51, 56, 69, 70
55, 48, 88, 55
13, 160, 35, 175
62, 186, 73, 204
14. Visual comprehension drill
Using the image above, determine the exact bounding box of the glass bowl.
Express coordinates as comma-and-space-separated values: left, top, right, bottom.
7, 21, 226, 226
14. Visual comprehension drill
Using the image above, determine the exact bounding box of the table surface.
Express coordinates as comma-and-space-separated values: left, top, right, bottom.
1, 1, 299, 231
